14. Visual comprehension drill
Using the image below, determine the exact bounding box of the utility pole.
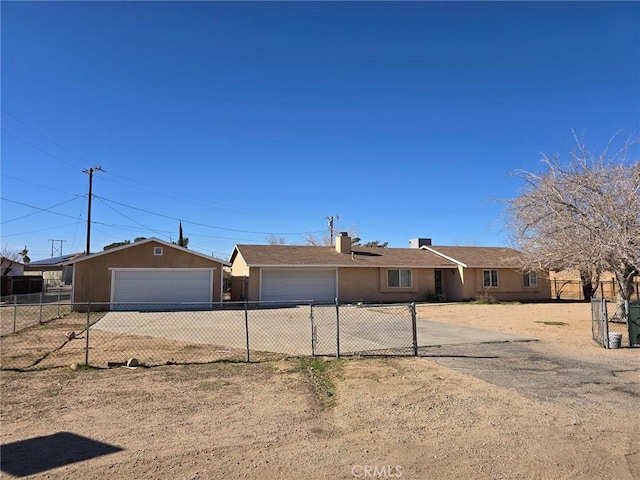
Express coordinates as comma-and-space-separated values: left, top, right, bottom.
326, 215, 339, 245
48, 239, 67, 258
83, 166, 104, 254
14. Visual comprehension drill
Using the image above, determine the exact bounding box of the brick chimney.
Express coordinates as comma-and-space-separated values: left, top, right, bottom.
335, 232, 351, 254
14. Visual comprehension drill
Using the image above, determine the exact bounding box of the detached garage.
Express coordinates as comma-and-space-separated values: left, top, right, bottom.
66, 238, 229, 311
110, 268, 214, 309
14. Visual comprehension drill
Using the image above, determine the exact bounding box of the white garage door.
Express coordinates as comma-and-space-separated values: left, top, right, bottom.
261, 269, 336, 303
111, 269, 213, 310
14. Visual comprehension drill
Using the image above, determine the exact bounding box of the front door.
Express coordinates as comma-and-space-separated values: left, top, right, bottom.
435, 270, 443, 298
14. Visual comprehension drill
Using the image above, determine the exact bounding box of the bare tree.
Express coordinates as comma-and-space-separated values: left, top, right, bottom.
304, 226, 362, 247
504, 131, 639, 303
303, 232, 331, 246
266, 234, 286, 245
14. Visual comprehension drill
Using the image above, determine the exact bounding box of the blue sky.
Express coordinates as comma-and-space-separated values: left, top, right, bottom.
2, 1, 639, 261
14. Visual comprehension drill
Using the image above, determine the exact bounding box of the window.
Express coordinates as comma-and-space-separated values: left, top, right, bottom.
388, 269, 412, 288
483, 269, 498, 288
523, 271, 537, 287
153, 247, 163, 256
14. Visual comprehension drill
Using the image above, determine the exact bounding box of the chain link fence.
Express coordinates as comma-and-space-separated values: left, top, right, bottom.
0, 288, 72, 306
1, 301, 418, 371
591, 298, 639, 348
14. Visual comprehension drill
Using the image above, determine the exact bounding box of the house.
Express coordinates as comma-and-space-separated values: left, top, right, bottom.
420, 242, 551, 302
65, 238, 229, 311
229, 234, 550, 303
0, 257, 24, 277
0, 257, 37, 297
24, 252, 83, 287
230, 233, 457, 303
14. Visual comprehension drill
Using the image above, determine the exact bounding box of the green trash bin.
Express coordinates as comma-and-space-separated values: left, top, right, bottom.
629, 305, 640, 347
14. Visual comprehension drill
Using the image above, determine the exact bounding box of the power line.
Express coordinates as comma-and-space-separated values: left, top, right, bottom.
99, 170, 313, 220
1, 109, 90, 168
1, 173, 81, 196
2, 111, 314, 222
0, 223, 80, 238
1, 129, 85, 171
1, 197, 85, 223
94, 195, 326, 236
94, 196, 166, 238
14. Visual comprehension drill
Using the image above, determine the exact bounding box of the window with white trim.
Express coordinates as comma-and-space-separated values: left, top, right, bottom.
523, 271, 537, 287
153, 247, 163, 256
483, 269, 498, 288
388, 269, 412, 288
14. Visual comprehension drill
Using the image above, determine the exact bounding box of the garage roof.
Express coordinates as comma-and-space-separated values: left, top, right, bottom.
231, 244, 457, 268
63, 238, 230, 266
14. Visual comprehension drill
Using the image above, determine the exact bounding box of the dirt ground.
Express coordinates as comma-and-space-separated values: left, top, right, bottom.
1, 302, 639, 479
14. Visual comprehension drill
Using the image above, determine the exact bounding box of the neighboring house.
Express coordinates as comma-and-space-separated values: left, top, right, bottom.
229, 234, 550, 303
0, 257, 24, 277
1, 257, 32, 297
421, 242, 551, 302
1, 257, 46, 297
24, 252, 83, 287
64, 238, 229, 311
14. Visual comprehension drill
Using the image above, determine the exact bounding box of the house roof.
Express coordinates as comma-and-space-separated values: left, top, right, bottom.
425, 246, 523, 269
26, 252, 84, 267
0, 257, 24, 267
231, 244, 458, 268
63, 238, 230, 266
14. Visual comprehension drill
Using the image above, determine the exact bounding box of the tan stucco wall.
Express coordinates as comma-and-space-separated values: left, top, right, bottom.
460, 268, 551, 301
72, 241, 224, 309
338, 268, 436, 303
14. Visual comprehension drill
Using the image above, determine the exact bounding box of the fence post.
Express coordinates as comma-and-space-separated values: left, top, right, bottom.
39, 292, 44, 324
244, 300, 250, 362
84, 303, 91, 366
335, 298, 340, 358
612, 279, 616, 300
13, 297, 17, 334
57, 289, 61, 318
602, 299, 609, 349
411, 302, 418, 357
310, 303, 316, 357
625, 300, 631, 348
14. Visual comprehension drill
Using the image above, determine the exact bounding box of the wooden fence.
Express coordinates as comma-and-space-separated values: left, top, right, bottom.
552, 277, 640, 302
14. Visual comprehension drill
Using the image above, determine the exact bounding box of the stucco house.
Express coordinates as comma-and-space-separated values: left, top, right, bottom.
65, 238, 229, 311
229, 234, 550, 303
229, 233, 457, 303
